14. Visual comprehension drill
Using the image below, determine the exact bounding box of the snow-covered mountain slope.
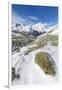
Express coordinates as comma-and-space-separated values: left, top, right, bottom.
32, 22, 47, 33
12, 23, 58, 38
47, 25, 58, 35
21, 25, 31, 32
12, 22, 47, 33
12, 44, 58, 85
48, 27, 58, 35
12, 23, 23, 31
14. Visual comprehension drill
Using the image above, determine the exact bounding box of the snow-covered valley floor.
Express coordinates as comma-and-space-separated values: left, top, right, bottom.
12, 44, 58, 85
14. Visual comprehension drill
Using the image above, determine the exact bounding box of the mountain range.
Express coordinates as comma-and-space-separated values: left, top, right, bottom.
12, 22, 47, 35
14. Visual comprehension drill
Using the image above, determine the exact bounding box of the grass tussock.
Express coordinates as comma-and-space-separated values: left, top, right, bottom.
35, 52, 56, 76
47, 35, 58, 41
47, 35, 58, 46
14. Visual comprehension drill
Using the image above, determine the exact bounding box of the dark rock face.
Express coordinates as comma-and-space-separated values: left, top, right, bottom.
15, 23, 21, 27
32, 30, 46, 36
12, 67, 20, 81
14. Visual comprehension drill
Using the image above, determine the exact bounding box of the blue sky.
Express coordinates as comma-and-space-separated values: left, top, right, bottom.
12, 4, 58, 26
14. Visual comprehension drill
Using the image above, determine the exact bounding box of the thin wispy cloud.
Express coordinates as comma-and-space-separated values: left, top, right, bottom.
29, 16, 39, 21
12, 11, 25, 24
12, 11, 34, 25
12, 4, 58, 27
12, 11, 54, 29
12, 11, 57, 33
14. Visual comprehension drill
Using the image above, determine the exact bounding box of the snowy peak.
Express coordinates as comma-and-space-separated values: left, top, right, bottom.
32, 22, 47, 33
12, 23, 58, 36
12, 22, 47, 33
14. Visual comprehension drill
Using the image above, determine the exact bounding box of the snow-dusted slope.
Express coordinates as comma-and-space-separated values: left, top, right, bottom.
49, 27, 58, 35
21, 25, 31, 32
32, 22, 47, 32
12, 23, 58, 36
48, 25, 58, 35
12, 44, 58, 85
12, 22, 47, 33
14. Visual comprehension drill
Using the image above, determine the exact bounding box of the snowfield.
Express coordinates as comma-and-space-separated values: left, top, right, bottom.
48, 26, 58, 35
12, 44, 58, 85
